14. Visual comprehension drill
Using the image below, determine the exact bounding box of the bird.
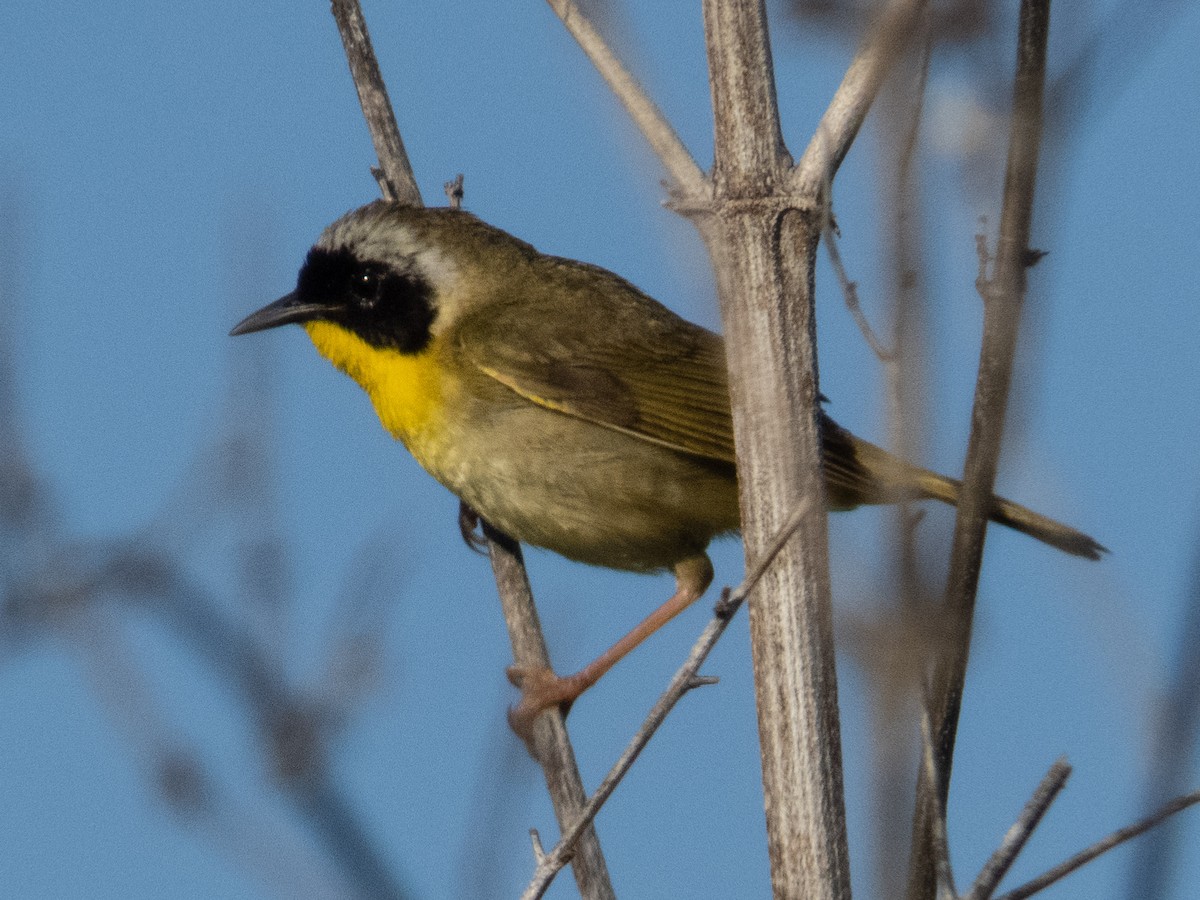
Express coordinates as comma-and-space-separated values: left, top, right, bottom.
231, 199, 1105, 732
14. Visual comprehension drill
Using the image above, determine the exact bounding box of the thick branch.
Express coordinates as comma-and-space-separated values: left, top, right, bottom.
705, 0, 789, 194
908, 1, 1052, 896
699, 3, 850, 897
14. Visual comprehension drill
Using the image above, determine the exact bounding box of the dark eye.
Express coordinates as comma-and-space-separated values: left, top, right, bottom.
351, 267, 383, 306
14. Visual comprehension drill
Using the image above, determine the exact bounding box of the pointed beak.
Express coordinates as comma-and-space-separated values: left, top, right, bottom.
229, 292, 334, 336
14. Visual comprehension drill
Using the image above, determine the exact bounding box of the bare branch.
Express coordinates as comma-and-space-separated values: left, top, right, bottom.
544, 0, 708, 199
698, 2, 853, 895
995, 788, 1200, 900
482, 524, 615, 900
329, 0, 422, 206
704, 0, 789, 193
966, 758, 1071, 900
908, 1, 1053, 895
327, 3, 611, 892
521, 499, 812, 900
793, 0, 925, 194
822, 219, 896, 362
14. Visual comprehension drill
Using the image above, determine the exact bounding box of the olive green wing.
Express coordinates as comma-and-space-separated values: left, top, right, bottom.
453, 264, 736, 464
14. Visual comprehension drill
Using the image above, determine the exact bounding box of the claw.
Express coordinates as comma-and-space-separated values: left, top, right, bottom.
458, 501, 489, 554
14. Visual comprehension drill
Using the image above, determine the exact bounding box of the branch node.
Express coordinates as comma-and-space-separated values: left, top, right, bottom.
713, 586, 737, 620
369, 166, 398, 202
974, 228, 992, 278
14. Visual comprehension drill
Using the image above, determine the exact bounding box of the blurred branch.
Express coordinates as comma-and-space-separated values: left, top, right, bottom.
872, 18, 934, 897
1045, 0, 1191, 143
521, 500, 810, 899
0, 199, 53, 560
788, 0, 989, 45
106, 548, 410, 898
907, 1, 1052, 896
1125, 516, 1200, 899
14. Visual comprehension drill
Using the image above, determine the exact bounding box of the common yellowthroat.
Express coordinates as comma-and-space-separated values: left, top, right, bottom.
231, 200, 1104, 727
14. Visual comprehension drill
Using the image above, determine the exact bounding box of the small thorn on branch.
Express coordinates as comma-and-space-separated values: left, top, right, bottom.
444, 173, 465, 209
687, 675, 720, 691
975, 229, 992, 279
713, 586, 737, 620
1022, 247, 1048, 267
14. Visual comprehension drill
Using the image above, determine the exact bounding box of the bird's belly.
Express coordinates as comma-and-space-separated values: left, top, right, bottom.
411, 402, 740, 573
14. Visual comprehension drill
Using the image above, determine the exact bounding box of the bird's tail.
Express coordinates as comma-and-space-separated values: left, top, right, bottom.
820, 416, 1106, 560
911, 468, 1107, 560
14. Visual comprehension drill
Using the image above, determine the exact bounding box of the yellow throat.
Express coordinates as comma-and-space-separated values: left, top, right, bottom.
304, 320, 444, 444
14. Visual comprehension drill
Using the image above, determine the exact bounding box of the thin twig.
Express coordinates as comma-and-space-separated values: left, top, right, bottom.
966, 758, 1071, 900
908, 1, 1053, 895
329, 0, 422, 206
995, 788, 1200, 900
544, 0, 709, 199
521, 499, 812, 900
793, 0, 926, 194
822, 220, 896, 362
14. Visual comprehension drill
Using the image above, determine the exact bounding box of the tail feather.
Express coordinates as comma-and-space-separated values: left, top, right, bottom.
914, 470, 1107, 560
820, 416, 1107, 560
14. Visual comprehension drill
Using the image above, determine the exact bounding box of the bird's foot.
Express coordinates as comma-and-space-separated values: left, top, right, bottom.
506, 665, 581, 743
457, 501, 488, 554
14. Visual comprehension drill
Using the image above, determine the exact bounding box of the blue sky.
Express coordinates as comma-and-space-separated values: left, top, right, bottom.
2, 2, 1199, 898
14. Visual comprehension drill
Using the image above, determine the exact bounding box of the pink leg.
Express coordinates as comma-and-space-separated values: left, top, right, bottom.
507, 553, 714, 738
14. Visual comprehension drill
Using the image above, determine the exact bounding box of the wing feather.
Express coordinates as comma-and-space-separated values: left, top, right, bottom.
454, 269, 736, 464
